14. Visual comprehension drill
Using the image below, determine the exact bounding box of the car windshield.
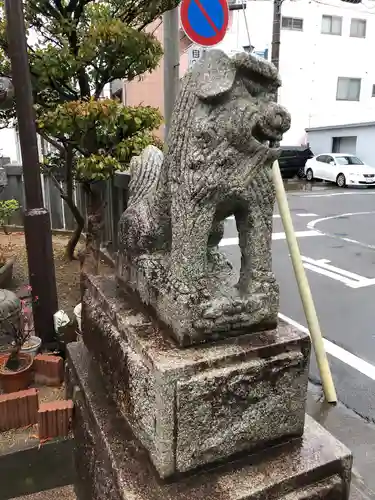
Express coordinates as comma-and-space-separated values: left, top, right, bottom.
335, 156, 364, 165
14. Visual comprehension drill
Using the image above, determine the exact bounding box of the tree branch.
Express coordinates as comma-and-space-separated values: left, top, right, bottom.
48, 170, 67, 197
72, 0, 92, 21
37, 130, 65, 154
29, 0, 61, 20
51, 0, 65, 15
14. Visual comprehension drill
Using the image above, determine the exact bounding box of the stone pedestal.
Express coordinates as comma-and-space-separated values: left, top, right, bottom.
67, 274, 352, 498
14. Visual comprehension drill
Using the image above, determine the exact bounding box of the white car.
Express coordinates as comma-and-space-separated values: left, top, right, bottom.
304, 153, 375, 187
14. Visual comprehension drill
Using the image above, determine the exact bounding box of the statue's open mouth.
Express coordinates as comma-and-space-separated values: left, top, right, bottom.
252, 123, 282, 148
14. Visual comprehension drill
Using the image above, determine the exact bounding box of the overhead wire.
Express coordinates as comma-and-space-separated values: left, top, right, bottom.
242, 1, 252, 48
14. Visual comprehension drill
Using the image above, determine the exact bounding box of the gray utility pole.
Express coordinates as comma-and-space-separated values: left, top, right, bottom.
163, 2, 246, 138
271, 0, 283, 73
163, 7, 180, 140
5, 0, 58, 343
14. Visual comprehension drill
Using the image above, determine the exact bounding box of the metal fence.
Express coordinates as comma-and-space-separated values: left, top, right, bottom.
0, 162, 130, 252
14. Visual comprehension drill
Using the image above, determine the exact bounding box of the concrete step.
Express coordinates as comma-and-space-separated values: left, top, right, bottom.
307, 383, 375, 499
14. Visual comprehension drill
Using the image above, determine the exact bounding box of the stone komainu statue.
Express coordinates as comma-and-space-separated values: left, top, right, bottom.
118, 49, 291, 346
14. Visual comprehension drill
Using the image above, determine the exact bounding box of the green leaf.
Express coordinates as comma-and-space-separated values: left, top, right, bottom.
0, 0, 171, 186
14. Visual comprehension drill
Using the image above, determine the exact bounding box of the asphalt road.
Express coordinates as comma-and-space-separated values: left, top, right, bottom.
221, 184, 375, 422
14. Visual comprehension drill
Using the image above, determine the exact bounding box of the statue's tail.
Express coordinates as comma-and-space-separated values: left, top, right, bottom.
127, 145, 164, 206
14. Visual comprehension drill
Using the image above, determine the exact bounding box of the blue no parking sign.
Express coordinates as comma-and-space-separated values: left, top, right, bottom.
180, 0, 229, 47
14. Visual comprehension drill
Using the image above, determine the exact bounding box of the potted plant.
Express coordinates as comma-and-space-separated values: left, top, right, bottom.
18, 285, 42, 357
0, 292, 38, 393
0, 199, 20, 288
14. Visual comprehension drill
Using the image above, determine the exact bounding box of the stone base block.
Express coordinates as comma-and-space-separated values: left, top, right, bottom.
66, 341, 353, 500
81, 275, 310, 478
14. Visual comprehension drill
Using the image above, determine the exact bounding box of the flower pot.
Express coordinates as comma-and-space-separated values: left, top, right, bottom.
0, 352, 34, 393
21, 335, 42, 358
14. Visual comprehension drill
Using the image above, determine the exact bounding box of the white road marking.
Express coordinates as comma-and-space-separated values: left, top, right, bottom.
227, 213, 315, 220
308, 211, 375, 230
301, 191, 375, 198
272, 230, 322, 240
350, 279, 375, 289
302, 263, 360, 288
301, 256, 375, 288
228, 214, 282, 220
307, 211, 375, 251
278, 313, 375, 381
219, 238, 240, 246
219, 230, 322, 247
303, 257, 366, 281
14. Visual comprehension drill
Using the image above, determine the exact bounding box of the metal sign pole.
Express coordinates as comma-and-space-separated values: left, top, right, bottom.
5, 0, 58, 343
163, 7, 180, 140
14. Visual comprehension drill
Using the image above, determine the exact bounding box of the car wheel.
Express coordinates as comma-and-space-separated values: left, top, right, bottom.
297, 167, 305, 178
306, 168, 314, 181
336, 173, 346, 188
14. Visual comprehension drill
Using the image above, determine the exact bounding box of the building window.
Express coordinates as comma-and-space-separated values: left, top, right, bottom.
321, 15, 342, 35
281, 17, 303, 31
336, 77, 361, 101
350, 18, 366, 38
372, 84, 375, 97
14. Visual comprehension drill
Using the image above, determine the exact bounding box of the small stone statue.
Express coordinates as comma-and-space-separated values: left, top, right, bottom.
118, 49, 291, 346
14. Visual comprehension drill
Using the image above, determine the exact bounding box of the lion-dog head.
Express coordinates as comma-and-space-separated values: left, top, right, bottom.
180, 50, 291, 191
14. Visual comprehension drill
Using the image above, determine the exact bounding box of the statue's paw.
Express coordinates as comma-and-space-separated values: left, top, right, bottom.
199, 296, 261, 321
248, 274, 279, 295
237, 272, 279, 295
167, 275, 210, 302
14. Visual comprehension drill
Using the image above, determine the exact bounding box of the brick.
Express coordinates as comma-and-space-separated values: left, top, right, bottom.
0, 395, 7, 430
38, 400, 74, 440
34, 354, 64, 386
0, 388, 39, 431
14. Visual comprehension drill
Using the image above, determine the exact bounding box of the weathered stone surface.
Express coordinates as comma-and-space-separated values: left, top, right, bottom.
67, 340, 352, 500
117, 49, 291, 345
0, 288, 21, 351
81, 274, 310, 478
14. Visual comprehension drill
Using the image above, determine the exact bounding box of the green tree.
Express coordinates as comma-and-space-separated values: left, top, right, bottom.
0, 0, 177, 259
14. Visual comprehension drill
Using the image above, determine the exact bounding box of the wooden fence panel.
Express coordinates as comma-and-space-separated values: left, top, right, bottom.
50, 177, 65, 230
0, 164, 131, 241
0, 164, 24, 226
112, 172, 130, 253
61, 182, 76, 231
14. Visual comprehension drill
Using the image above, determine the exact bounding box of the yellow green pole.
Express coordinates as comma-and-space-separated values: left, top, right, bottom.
272, 160, 337, 404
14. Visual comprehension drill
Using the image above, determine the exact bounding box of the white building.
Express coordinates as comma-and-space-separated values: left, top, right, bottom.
216, 0, 375, 147
3, 0, 375, 160
0, 128, 18, 162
